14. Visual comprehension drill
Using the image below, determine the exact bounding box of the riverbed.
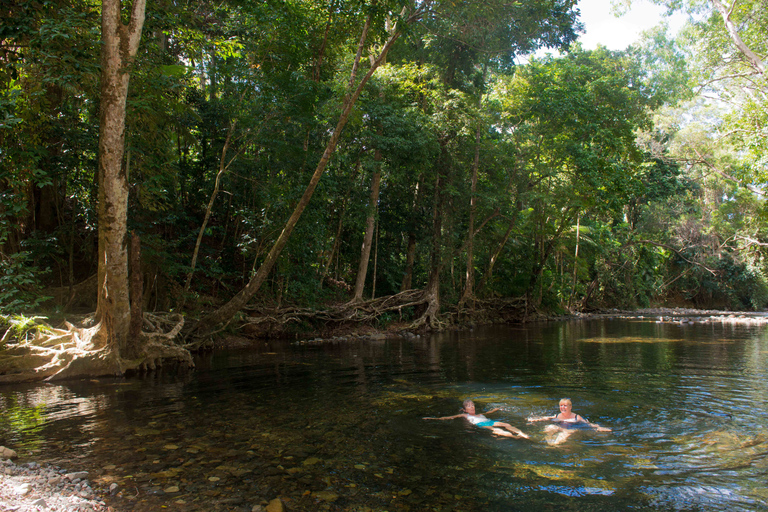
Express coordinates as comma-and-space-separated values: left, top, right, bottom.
2, 317, 768, 511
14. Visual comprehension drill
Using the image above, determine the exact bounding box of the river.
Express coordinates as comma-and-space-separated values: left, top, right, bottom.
2, 317, 768, 511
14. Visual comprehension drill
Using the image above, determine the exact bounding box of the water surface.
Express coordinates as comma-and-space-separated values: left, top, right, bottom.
2, 318, 768, 511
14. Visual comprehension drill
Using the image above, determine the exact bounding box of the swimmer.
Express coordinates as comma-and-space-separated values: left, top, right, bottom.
527, 398, 611, 445
424, 399, 530, 439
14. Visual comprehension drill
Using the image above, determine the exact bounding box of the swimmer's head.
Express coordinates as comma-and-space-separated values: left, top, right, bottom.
559, 398, 572, 412
462, 399, 476, 413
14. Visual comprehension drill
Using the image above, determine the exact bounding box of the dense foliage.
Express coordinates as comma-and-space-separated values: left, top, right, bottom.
1, 0, 766, 323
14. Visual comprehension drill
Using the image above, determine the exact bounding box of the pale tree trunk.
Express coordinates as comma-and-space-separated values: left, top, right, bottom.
351, 163, 382, 302
96, 0, 146, 358
190, 9, 423, 338
569, 214, 580, 309
459, 123, 481, 305
459, 64, 487, 306
710, 0, 765, 75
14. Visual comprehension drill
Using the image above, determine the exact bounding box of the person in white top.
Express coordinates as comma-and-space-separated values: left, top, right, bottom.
424, 399, 529, 439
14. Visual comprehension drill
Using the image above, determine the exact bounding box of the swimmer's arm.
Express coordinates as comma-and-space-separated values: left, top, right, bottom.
526, 414, 555, 422
423, 413, 466, 420
579, 415, 612, 431
485, 407, 501, 415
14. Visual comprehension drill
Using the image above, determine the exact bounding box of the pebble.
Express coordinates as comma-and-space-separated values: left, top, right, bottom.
0, 458, 111, 512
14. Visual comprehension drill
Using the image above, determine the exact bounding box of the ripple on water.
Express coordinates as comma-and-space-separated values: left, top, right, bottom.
2, 321, 768, 511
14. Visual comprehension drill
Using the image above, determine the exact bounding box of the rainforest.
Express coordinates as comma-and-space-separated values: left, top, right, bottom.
1, 0, 767, 381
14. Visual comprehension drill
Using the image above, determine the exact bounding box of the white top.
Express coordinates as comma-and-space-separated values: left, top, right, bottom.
467, 414, 490, 425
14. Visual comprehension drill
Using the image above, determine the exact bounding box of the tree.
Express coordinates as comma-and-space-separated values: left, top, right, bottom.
94, 0, 146, 361
190, 3, 428, 338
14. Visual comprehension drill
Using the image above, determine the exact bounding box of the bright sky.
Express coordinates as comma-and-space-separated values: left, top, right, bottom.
576, 0, 686, 50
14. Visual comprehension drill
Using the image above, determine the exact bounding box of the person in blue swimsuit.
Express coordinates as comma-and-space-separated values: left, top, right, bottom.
527, 398, 611, 445
424, 399, 530, 439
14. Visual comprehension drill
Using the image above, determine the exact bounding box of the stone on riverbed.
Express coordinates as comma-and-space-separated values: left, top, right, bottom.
0, 446, 18, 460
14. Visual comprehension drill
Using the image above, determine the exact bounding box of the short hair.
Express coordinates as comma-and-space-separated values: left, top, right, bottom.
462, 399, 475, 410
559, 398, 572, 406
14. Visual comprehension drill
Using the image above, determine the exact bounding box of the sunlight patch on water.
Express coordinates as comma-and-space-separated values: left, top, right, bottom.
580, 336, 683, 344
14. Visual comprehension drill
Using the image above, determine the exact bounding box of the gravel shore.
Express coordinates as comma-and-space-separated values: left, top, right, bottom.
0, 457, 113, 512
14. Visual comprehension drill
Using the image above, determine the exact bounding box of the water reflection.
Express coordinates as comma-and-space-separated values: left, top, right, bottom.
0, 319, 767, 511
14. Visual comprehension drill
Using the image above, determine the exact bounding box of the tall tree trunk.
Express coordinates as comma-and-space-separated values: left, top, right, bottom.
190, 12, 416, 338
179, 120, 239, 310
351, 163, 381, 302
569, 214, 580, 309
460, 64, 487, 306
96, 0, 146, 357
414, 143, 447, 328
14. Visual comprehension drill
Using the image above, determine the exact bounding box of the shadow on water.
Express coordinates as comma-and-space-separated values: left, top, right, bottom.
2, 319, 768, 511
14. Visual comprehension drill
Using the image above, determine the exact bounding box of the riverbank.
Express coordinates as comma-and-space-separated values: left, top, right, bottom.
563, 307, 768, 323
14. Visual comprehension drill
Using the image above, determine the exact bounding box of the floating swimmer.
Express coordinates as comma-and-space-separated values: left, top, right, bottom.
527, 398, 611, 445
424, 399, 530, 439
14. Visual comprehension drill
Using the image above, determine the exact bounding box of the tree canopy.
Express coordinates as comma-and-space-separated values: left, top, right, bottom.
2, 0, 768, 377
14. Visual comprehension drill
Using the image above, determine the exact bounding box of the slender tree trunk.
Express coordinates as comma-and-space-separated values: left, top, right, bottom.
569, 214, 580, 309
351, 164, 381, 302
190, 12, 414, 338
477, 217, 516, 294
460, 64, 487, 306
322, 204, 347, 284
313, 0, 336, 82
179, 121, 239, 310
372, 222, 379, 300
96, 0, 146, 357
416, 144, 448, 328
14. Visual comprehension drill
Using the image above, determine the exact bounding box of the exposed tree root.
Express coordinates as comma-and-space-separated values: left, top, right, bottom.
0, 313, 192, 383
237, 289, 436, 336
236, 290, 529, 336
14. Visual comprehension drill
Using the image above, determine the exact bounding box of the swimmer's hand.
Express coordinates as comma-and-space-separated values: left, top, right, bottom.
594, 426, 612, 432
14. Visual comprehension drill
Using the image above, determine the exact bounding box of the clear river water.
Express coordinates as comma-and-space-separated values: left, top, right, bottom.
2, 317, 768, 511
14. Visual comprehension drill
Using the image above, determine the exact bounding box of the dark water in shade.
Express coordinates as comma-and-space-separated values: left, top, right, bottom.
2, 318, 768, 511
